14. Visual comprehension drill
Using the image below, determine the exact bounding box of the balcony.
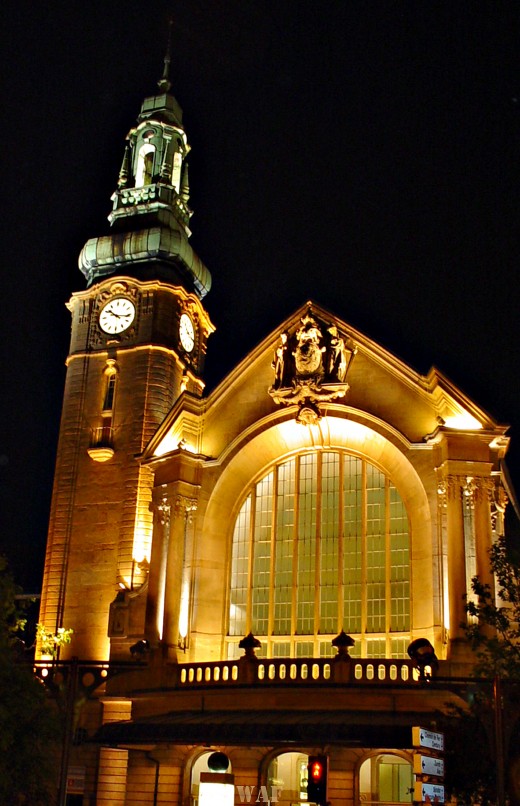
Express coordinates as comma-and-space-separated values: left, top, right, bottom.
32, 655, 447, 695
87, 425, 115, 463
32, 656, 476, 749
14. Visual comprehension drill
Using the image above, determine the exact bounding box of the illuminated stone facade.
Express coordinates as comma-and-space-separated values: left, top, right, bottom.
38, 58, 516, 806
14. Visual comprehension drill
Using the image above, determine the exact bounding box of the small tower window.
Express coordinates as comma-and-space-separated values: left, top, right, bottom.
172, 148, 182, 192
135, 143, 155, 187
103, 373, 117, 413
92, 362, 118, 449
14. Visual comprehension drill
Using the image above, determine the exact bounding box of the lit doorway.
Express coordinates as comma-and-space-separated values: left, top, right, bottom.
359, 753, 413, 804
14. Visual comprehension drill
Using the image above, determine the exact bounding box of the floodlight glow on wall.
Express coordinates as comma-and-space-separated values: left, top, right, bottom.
199, 773, 234, 806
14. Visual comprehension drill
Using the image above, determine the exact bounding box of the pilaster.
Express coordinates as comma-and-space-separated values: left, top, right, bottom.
437, 460, 496, 661
145, 492, 171, 645
96, 699, 132, 805
162, 491, 197, 661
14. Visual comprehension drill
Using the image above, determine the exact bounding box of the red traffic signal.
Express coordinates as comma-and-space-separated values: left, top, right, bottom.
307, 755, 328, 805
310, 758, 325, 782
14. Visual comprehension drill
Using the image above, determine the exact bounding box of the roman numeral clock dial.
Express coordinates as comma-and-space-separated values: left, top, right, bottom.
99, 297, 136, 335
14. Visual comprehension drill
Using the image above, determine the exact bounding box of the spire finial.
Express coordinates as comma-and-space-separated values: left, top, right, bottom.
158, 18, 173, 93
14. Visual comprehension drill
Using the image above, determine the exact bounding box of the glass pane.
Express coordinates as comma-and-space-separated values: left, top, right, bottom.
320, 452, 339, 633
389, 486, 410, 632
296, 454, 317, 634
273, 459, 295, 635
319, 641, 336, 658
343, 455, 362, 633
366, 466, 386, 632
251, 473, 273, 636
272, 642, 291, 657
229, 495, 251, 636
391, 636, 409, 659
365, 637, 386, 658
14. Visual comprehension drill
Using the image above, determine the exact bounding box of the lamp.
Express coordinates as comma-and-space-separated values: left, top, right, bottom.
407, 638, 439, 680
199, 773, 234, 806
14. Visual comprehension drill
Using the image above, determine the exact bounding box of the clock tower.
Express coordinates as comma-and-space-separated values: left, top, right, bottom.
39, 48, 214, 661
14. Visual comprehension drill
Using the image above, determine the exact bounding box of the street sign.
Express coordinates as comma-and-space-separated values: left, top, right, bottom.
413, 754, 445, 778
412, 726, 445, 752
66, 766, 86, 794
414, 782, 445, 803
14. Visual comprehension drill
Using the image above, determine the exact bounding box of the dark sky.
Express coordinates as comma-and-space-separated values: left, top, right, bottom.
1, 1, 520, 590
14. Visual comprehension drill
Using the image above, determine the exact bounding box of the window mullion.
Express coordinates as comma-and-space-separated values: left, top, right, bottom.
361, 460, 367, 655
314, 452, 322, 651
291, 456, 300, 654
385, 477, 391, 656
338, 454, 344, 634
246, 487, 257, 635
268, 465, 278, 649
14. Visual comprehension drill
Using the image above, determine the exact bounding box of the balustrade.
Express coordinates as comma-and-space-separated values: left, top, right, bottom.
33, 656, 419, 694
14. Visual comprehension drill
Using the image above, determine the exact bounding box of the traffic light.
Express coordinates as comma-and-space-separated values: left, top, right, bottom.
307, 755, 328, 805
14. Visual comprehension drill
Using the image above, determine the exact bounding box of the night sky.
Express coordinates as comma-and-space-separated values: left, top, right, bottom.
1, 2, 520, 591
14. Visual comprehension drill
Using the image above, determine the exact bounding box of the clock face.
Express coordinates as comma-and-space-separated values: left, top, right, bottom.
179, 313, 195, 352
99, 297, 136, 335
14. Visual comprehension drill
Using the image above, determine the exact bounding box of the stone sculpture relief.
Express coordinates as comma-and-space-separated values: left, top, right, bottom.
268, 306, 357, 424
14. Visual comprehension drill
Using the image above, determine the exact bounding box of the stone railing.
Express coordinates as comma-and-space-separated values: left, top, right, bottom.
177, 656, 419, 688
33, 656, 424, 696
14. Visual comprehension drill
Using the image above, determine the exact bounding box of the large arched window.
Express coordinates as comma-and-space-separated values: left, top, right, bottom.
228, 451, 410, 659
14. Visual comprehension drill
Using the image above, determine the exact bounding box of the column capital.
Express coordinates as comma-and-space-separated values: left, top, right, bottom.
436, 469, 494, 510
174, 495, 197, 520
156, 495, 171, 527
491, 480, 509, 536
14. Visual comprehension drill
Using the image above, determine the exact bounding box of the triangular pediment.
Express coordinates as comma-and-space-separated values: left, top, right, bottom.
146, 301, 506, 463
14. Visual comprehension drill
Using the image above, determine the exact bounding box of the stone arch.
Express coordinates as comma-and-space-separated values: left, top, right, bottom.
192, 415, 433, 660
356, 749, 414, 805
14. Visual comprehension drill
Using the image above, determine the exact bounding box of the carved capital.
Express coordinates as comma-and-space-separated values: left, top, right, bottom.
461, 476, 478, 510
491, 482, 509, 536
174, 496, 197, 521
436, 471, 494, 510
156, 497, 171, 528
436, 476, 448, 509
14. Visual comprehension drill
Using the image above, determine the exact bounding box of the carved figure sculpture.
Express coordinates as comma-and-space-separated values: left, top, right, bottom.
328, 326, 348, 382
294, 313, 325, 377
272, 332, 288, 389
268, 306, 357, 425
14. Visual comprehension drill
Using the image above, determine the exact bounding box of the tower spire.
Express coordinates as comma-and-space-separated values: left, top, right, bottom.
158, 18, 173, 93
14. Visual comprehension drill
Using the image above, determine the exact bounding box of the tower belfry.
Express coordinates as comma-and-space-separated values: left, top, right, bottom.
79, 36, 211, 298
39, 42, 214, 661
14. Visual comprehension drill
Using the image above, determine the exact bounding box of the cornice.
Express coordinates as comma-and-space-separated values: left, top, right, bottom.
67, 276, 215, 335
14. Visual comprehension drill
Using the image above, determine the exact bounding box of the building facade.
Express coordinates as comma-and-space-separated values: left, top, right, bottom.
38, 55, 516, 806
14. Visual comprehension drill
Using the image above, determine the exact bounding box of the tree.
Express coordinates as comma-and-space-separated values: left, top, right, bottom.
455, 534, 520, 805
464, 535, 520, 679
0, 555, 62, 805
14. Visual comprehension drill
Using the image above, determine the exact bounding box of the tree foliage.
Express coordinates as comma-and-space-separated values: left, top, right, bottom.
464, 535, 520, 679
455, 534, 520, 805
37, 622, 74, 658
441, 702, 497, 806
0, 555, 61, 805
